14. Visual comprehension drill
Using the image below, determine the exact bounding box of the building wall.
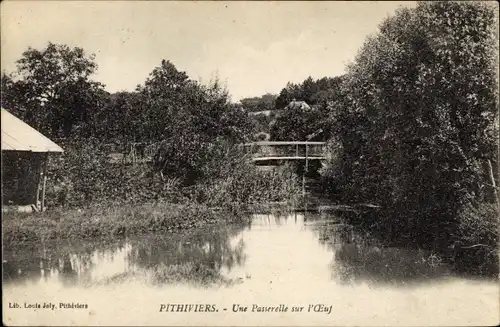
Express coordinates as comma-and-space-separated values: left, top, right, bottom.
2, 151, 43, 206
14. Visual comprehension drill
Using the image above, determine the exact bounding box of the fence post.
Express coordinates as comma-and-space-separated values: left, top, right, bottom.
35, 153, 42, 212
41, 152, 48, 213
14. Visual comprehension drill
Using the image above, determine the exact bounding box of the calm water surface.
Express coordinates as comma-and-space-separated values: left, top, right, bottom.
3, 212, 499, 326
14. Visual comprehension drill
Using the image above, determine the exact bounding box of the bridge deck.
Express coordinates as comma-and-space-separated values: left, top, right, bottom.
244, 141, 326, 146
107, 141, 328, 165
246, 141, 327, 163
252, 156, 326, 162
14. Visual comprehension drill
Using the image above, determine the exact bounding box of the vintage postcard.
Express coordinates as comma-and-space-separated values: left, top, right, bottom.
1, 1, 499, 326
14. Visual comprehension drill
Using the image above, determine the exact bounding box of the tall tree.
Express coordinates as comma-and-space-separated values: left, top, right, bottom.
1, 42, 106, 138
139, 60, 252, 182
327, 1, 498, 246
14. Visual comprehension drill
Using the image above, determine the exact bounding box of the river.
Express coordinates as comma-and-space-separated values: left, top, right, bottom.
2, 211, 499, 326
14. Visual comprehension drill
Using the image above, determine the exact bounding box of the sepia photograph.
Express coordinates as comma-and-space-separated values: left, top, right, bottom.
1, 1, 499, 326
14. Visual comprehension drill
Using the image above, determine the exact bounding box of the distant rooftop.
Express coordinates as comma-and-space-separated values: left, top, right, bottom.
287, 100, 311, 111
248, 110, 276, 117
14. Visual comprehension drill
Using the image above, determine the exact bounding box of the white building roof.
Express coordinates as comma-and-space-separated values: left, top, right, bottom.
1, 108, 64, 153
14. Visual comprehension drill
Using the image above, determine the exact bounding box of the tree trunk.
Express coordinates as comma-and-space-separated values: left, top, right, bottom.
486, 159, 498, 204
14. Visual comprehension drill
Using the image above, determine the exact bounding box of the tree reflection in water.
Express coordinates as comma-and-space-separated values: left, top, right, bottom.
3, 239, 107, 286
125, 223, 247, 286
3, 222, 248, 287
311, 213, 455, 286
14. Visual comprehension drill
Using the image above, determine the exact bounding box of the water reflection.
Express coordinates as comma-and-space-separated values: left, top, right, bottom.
2, 223, 248, 287
308, 214, 456, 286
3, 240, 100, 286
3, 212, 499, 326
2, 212, 496, 289
125, 225, 247, 285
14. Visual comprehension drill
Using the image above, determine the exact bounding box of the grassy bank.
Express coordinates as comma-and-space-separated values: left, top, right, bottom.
2, 202, 248, 245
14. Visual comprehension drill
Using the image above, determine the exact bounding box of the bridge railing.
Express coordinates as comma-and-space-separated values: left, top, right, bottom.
106, 142, 159, 164
243, 141, 326, 160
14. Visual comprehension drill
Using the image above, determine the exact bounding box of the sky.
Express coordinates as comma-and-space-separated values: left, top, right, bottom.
1, 1, 416, 101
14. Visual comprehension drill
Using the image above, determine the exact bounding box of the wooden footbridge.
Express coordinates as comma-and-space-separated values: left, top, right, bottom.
243, 141, 327, 195
242, 141, 327, 164
106, 141, 327, 166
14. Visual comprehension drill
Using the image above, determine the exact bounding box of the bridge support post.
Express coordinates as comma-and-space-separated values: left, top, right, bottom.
305, 142, 309, 172
302, 142, 309, 197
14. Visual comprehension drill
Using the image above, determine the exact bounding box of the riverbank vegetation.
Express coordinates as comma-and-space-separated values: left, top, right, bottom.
41, 138, 300, 209
3, 202, 221, 245
321, 1, 499, 275
2, 141, 300, 244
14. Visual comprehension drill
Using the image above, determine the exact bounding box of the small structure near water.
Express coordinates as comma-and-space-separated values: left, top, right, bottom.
1, 108, 64, 212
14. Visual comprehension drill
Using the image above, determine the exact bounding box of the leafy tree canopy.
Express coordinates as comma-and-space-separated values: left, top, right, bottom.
270, 75, 345, 141
1, 43, 107, 138
325, 1, 498, 246
240, 93, 277, 113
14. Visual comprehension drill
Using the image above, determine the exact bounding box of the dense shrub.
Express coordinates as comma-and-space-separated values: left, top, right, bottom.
45, 139, 183, 208
183, 140, 301, 207
45, 138, 301, 210
457, 203, 499, 250
453, 202, 499, 275
192, 164, 301, 208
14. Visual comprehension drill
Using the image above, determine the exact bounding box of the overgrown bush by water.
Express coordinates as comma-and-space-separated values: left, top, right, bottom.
453, 202, 499, 276
45, 138, 301, 209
